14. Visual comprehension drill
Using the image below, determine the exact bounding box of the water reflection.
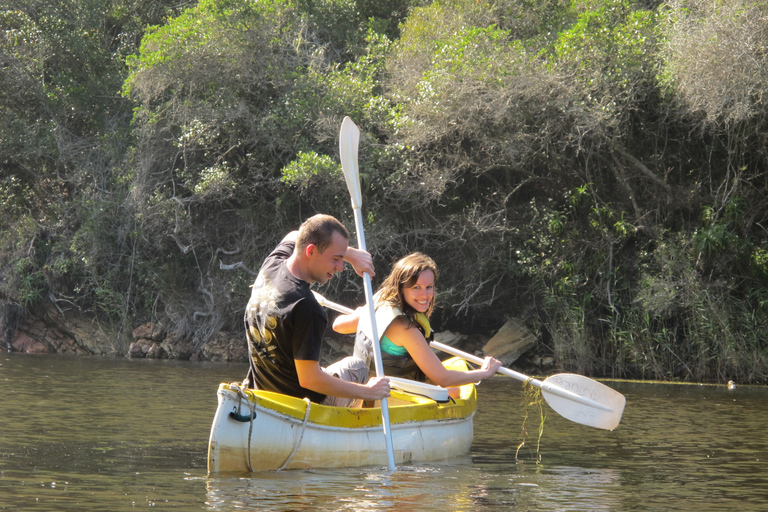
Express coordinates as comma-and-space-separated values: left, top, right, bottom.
204, 463, 623, 511
205, 463, 478, 511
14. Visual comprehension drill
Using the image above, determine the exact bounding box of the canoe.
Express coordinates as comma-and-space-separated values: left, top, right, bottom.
207, 357, 477, 472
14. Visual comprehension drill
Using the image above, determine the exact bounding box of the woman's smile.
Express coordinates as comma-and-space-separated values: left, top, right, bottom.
403, 269, 435, 313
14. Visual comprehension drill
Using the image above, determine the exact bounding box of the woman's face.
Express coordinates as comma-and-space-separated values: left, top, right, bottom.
401, 269, 435, 313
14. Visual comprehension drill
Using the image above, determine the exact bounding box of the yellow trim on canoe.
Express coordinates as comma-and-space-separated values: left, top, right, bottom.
222, 357, 477, 429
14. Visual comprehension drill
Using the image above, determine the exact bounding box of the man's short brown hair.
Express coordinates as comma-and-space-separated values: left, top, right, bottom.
296, 214, 350, 253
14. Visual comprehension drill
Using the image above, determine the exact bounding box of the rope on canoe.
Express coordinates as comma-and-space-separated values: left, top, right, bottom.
234, 386, 257, 472
277, 398, 312, 471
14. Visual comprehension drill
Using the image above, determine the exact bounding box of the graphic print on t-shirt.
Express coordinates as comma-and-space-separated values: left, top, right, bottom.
246, 272, 282, 364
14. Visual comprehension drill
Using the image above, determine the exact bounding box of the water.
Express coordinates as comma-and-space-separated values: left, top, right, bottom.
1, 353, 767, 511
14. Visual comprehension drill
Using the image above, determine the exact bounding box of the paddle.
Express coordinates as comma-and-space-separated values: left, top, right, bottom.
429, 341, 626, 430
338, 116, 396, 471
314, 291, 625, 430
313, 290, 355, 316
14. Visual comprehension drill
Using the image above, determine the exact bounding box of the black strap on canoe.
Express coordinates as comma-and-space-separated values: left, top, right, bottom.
230, 410, 257, 422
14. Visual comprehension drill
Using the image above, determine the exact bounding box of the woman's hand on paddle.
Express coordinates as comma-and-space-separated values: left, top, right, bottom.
480, 356, 502, 379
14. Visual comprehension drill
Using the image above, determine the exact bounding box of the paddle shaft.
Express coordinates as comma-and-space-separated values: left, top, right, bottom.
313, 292, 354, 315
314, 291, 624, 429
339, 117, 396, 471
429, 341, 613, 412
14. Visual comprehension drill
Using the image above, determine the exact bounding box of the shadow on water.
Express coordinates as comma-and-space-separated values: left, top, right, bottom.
2, 354, 768, 511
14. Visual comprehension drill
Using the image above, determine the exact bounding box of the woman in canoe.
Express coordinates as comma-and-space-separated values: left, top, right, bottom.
333, 252, 501, 398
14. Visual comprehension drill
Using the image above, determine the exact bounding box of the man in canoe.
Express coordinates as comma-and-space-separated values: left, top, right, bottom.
243, 214, 390, 407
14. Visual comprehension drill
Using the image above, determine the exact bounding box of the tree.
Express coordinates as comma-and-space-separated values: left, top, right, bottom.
1, 0, 189, 338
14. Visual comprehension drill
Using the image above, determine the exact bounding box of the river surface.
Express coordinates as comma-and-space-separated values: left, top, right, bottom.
1, 353, 767, 511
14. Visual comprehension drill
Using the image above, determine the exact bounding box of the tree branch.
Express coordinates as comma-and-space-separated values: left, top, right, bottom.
612, 141, 671, 193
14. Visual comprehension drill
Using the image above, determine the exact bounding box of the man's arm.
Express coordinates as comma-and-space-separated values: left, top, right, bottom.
294, 360, 390, 401
343, 246, 375, 277
281, 230, 299, 244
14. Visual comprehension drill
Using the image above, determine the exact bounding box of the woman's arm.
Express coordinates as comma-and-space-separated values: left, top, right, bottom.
332, 306, 364, 334
385, 318, 502, 387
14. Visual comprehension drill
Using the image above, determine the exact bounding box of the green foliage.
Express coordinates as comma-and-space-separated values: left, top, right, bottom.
550, 0, 659, 121
388, 1, 586, 207
281, 151, 350, 211
325, 31, 396, 125
751, 248, 768, 280
295, 0, 360, 52
3, 0, 768, 381
493, 0, 573, 48
192, 164, 237, 199
281, 151, 340, 190
553, 1, 657, 74
693, 197, 752, 270
15, 257, 46, 309
0, 175, 32, 224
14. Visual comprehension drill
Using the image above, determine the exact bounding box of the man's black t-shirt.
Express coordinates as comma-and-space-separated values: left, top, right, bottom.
244, 240, 327, 403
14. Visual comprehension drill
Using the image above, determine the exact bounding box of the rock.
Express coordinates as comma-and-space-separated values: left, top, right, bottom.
2, 301, 252, 361
132, 322, 163, 342
200, 331, 248, 362
160, 329, 195, 359
482, 317, 536, 366
229, 344, 247, 361
127, 339, 157, 358
53, 310, 109, 355
128, 341, 146, 358
146, 342, 166, 359
10, 331, 50, 353
8, 308, 102, 355
532, 355, 555, 368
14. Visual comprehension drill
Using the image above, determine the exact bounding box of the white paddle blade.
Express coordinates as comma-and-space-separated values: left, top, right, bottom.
387, 376, 450, 402
540, 373, 626, 430
339, 116, 362, 208
429, 340, 626, 430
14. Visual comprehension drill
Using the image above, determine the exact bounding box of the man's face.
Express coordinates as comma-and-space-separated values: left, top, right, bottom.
306, 231, 348, 284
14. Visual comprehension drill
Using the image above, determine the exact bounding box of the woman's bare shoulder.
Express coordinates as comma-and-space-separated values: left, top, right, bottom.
386, 316, 424, 345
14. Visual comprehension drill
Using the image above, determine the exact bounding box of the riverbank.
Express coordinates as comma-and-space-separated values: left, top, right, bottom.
4, 306, 251, 362
3, 305, 542, 372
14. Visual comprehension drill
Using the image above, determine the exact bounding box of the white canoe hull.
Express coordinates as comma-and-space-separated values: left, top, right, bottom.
208, 358, 477, 472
